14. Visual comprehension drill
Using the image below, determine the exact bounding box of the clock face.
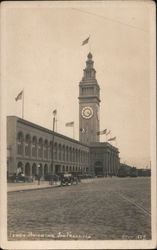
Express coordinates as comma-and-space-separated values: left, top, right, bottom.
81, 106, 93, 119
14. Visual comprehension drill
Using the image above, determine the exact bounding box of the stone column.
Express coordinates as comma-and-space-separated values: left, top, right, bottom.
113, 153, 115, 175
30, 165, 32, 177
114, 154, 116, 175
109, 151, 112, 174
23, 161, 26, 175
107, 151, 110, 175
104, 151, 107, 176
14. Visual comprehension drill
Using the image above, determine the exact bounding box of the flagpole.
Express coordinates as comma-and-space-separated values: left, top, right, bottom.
56, 113, 57, 132
53, 116, 55, 131
73, 124, 75, 139
51, 116, 55, 175
22, 89, 24, 119
108, 132, 112, 145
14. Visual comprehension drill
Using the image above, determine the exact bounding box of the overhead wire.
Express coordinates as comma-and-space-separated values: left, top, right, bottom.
71, 8, 148, 33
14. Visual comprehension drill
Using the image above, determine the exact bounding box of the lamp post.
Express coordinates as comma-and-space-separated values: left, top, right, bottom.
37, 164, 40, 174
37, 164, 40, 185
51, 110, 57, 176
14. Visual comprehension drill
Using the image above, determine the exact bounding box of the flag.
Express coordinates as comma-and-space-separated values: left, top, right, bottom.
53, 109, 57, 116
80, 128, 86, 133
97, 129, 107, 135
82, 36, 90, 46
15, 90, 23, 101
108, 136, 116, 141
106, 130, 111, 136
65, 121, 74, 127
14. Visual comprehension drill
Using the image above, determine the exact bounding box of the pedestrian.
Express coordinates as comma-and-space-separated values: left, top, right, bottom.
37, 174, 41, 185
49, 175, 53, 186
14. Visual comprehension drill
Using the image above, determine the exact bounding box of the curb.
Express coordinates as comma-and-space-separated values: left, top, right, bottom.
7, 179, 95, 193
7, 184, 61, 193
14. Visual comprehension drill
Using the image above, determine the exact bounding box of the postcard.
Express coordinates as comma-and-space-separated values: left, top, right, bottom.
0, 1, 156, 249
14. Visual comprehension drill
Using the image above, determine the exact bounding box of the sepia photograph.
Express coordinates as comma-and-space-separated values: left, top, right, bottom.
0, 0, 156, 249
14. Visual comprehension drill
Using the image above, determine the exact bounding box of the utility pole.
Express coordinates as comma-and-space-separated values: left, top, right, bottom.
51, 110, 57, 176
51, 117, 55, 174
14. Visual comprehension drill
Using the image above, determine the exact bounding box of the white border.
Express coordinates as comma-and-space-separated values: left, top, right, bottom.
0, 1, 156, 249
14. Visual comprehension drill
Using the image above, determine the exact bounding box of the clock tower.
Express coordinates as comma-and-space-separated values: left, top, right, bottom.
79, 52, 100, 145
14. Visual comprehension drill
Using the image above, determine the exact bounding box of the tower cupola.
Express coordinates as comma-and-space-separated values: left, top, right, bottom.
82, 52, 96, 81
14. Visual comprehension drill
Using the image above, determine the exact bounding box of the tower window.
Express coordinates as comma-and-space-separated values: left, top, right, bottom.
82, 87, 94, 95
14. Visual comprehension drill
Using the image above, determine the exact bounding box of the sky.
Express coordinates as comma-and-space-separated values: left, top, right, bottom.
3, 1, 155, 168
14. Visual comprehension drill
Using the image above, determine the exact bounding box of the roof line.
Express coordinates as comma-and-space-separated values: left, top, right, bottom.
7, 116, 88, 148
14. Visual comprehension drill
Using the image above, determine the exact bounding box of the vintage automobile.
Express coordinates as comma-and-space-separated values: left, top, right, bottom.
60, 173, 78, 186
60, 173, 73, 186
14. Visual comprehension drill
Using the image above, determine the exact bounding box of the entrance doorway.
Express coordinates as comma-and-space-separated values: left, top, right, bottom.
25, 163, 30, 176
94, 161, 103, 176
55, 165, 60, 175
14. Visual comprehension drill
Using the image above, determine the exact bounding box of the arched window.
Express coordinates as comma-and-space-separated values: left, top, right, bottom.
72, 148, 75, 162
69, 147, 72, 162
49, 141, 53, 160
32, 136, 37, 157
25, 134, 31, 157
44, 164, 48, 176
73, 148, 76, 162
84, 152, 86, 163
44, 139, 48, 159
17, 161, 23, 175
32, 163, 37, 176
83, 151, 85, 163
66, 146, 69, 161
76, 149, 78, 162
25, 162, 30, 176
80, 151, 82, 163
87, 152, 89, 163
38, 138, 43, 158
50, 163, 53, 174
17, 132, 24, 155
62, 145, 65, 161
78, 149, 80, 163
58, 144, 61, 161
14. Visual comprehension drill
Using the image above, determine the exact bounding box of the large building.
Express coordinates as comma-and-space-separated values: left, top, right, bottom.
7, 53, 120, 178
7, 116, 90, 177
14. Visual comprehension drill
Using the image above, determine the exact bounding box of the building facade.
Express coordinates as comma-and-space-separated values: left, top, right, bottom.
7, 116, 89, 177
7, 53, 120, 178
90, 142, 120, 176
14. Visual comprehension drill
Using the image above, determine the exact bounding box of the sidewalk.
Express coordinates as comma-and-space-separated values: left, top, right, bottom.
7, 178, 98, 193
7, 180, 60, 193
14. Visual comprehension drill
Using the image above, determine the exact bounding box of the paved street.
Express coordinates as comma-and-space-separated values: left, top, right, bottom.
8, 177, 151, 240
